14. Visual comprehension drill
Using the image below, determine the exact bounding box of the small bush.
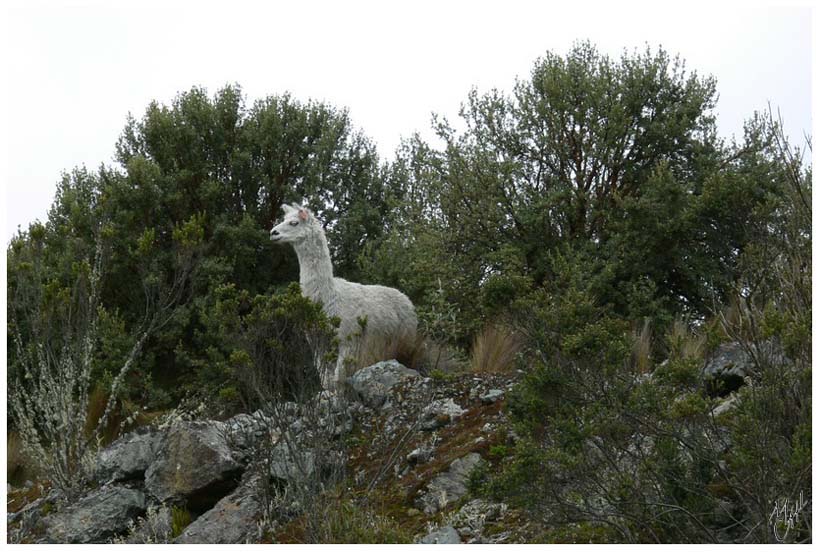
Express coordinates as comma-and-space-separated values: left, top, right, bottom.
213, 282, 338, 407
282, 498, 412, 543
170, 506, 192, 538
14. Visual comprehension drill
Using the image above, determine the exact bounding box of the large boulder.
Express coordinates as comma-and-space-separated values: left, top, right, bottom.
42, 485, 146, 543
702, 341, 786, 395
144, 421, 243, 511
95, 427, 162, 483
416, 453, 483, 514
347, 360, 420, 409
223, 410, 278, 463
703, 342, 751, 394
175, 478, 263, 544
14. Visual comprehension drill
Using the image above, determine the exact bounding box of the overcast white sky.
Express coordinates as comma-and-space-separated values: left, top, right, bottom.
1, 0, 814, 239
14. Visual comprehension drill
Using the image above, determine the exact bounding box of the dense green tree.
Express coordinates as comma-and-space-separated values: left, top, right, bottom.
473, 110, 811, 544
9, 85, 394, 404
363, 42, 786, 343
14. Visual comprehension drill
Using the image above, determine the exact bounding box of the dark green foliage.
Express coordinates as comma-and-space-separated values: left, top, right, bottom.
209, 282, 338, 409
6, 44, 810, 544
363, 42, 788, 344
8, 85, 390, 406
476, 110, 811, 543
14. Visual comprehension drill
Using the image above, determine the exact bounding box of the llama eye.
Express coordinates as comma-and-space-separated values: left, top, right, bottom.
289, 220, 299, 226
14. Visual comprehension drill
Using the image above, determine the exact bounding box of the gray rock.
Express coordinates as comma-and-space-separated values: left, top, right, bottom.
348, 360, 420, 409
95, 427, 162, 483
175, 478, 263, 544
42, 485, 146, 543
417, 453, 483, 514
269, 441, 317, 482
407, 447, 432, 465
422, 398, 466, 430
145, 421, 242, 510
419, 525, 461, 544
224, 411, 277, 455
703, 341, 786, 395
449, 499, 507, 536
703, 342, 751, 394
479, 389, 504, 404
711, 394, 739, 418
7, 487, 60, 525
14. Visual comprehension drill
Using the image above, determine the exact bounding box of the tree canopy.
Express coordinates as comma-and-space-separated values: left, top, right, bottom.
8, 42, 801, 404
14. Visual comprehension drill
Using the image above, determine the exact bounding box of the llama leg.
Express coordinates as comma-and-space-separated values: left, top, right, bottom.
320, 364, 334, 391
333, 345, 350, 387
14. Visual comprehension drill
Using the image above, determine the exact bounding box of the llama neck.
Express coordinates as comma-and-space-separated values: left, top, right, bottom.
293, 226, 335, 302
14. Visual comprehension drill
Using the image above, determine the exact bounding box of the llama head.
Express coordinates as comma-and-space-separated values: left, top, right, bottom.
270, 203, 315, 244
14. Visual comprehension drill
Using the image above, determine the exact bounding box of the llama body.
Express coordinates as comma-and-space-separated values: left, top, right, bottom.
271, 203, 417, 387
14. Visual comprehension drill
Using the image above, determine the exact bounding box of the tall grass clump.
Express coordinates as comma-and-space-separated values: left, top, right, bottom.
470, 322, 523, 374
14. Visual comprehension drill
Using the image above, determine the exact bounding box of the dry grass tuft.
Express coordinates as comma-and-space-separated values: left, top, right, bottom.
668, 317, 706, 361
347, 332, 464, 376
351, 333, 427, 373
7, 431, 26, 483
469, 322, 523, 374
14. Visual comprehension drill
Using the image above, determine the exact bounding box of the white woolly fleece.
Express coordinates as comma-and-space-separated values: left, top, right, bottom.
271, 203, 418, 387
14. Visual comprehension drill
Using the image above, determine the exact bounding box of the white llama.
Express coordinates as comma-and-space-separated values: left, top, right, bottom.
270, 203, 418, 388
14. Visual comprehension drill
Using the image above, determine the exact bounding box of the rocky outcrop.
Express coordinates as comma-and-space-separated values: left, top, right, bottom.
269, 441, 317, 482
703, 340, 787, 396
224, 410, 275, 453
95, 427, 161, 483
174, 477, 263, 544
703, 342, 751, 395
449, 499, 510, 543
416, 453, 484, 514
11, 361, 522, 544
42, 486, 146, 543
144, 421, 242, 511
348, 360, 421, 408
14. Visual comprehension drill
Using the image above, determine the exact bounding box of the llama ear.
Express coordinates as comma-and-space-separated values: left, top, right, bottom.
298, 208, 309, 221
281, 204, 296, 215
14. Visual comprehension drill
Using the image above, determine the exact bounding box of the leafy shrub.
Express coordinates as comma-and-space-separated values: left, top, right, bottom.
212, 282, 338, 408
